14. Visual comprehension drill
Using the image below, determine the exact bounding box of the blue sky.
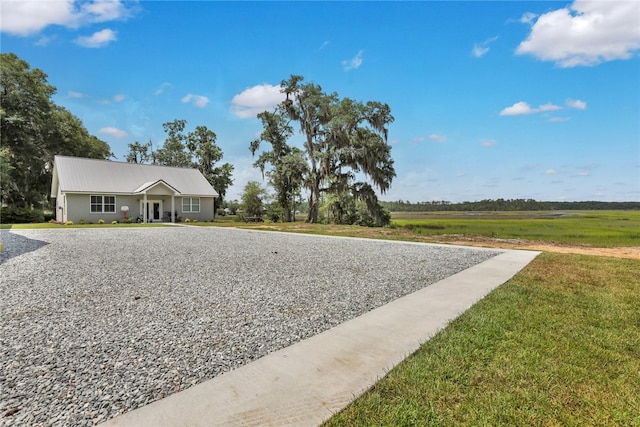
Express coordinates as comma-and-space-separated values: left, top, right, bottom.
2, 0, 639, 202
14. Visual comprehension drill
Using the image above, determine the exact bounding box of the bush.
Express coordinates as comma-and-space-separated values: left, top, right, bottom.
111, 220, 118, 224
0, 207, 45, 224
79, 219, 86, 225
98, 219, 105, 224
65, 220, 73, 225
192, 219, 198, 223
184, 218, 191, 223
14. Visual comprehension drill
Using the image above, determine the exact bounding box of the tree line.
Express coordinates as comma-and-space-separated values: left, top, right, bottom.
1, 53, 111, 208
380, 199, 640, 212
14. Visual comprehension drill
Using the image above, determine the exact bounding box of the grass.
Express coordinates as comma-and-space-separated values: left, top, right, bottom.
391, 210, 640, 247
324, 253, 640, 426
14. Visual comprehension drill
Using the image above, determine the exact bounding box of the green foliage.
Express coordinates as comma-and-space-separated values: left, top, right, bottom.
241, 181, 267, 218
0, 53, 111, 208
79, 219, 85, 225
0, 207, 45, 223
381, 198, 640, 212
111, 220, 118, 224
65, 221, 73, 225
128, 119, 234, 203
262, 75, 395, 224
184, 218, 191, 223
98, 219, 105, 224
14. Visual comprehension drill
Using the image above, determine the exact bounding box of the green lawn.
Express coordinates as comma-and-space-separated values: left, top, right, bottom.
325, 253, 640, 426
391, 210, 640, 247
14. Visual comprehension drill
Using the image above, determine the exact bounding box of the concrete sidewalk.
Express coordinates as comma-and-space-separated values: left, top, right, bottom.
102, 248, 540, 427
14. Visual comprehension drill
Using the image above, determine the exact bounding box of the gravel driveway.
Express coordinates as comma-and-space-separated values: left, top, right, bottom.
1, 227, 500, 426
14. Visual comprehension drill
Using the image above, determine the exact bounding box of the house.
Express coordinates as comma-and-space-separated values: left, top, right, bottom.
51, 155, 218, 223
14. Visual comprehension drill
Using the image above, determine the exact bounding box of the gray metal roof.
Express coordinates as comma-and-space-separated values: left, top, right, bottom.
51, 156, 218, 197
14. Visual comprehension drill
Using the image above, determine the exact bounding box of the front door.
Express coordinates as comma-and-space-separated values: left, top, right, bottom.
140, 200, 162, 222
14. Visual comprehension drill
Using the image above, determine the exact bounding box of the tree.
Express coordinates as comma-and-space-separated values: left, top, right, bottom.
153, 119, 191, 167
152, 120, 234, 202
276, 75, 395, 224
250, 111, 307, 222
125, 140, 153, 163
186, 125, 234, 202
0, 53, 111, 208
241, 181, 267, 218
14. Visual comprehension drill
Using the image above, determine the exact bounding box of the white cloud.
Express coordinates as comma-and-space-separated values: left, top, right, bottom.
182, 94, 210, 108
1, 0, 132, 36
499, 101, 535, 116
342, 50, 364, 71
544, 169, 556, 175
319, 40, 330, 50
113, 94, 125, 102
549, 116, 570, 123
500, 101, 562, 116
99, 126, 128, 139
566, 98, 587, 110
230, 84, 285, 118
520, 12, 538, 25
154, 82, 171, 95
67, 91, 85, 98
480, 139, 497, 147
472, 36, 498, 58
75, 28, 116, 48
516, 0, 640, 67
412, 137, 426, 143
428, 134, 447, 143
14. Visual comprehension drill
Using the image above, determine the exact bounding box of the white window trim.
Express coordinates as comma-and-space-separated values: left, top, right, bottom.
90, 194, 116, 214
182, 197, 200, 213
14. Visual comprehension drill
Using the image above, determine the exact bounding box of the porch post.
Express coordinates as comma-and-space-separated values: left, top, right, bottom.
143, 192, 148, 223
171, 195, 175, 223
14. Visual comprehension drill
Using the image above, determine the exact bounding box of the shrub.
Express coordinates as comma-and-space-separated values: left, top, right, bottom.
184, 218, 191, 223
192, 219, 198, 223
111, 220, 119, 224
79, 219, 86, 225
65, 220, 73, 225
0, 207, 45, 224
98, 219, 105, 224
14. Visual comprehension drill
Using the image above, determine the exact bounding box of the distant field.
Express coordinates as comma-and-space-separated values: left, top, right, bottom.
390, 210, 640, 247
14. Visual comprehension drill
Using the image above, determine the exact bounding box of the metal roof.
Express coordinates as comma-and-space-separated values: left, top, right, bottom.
51, 156, 218, 197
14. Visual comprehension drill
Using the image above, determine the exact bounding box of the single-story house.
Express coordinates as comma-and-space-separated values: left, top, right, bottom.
51, 155, 218, 223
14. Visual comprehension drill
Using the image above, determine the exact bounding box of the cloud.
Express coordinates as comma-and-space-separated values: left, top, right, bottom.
472, 36, 498, 58
75, 28, 116, 48
520, 12, 538, 25
67, 91, 85, 98
1, 0, 133, 36
500, 101, 562, 116
412, 137, 426, 143
182, 94, 210, 108
99, 127, 128, 139
566, 98, 587, 110
428, 134, 447, 143
516, 0, 640, 67
342, 50, 364, 71
113, 94, 125, 103
480, 139, 497, 147
549, 116, 570, 123
319, 40, 330, 50
544, 169, 556, 175
154, 82, 171, 95
230, 84, 285, 118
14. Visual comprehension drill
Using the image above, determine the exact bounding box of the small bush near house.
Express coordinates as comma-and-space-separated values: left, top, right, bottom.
184, 218, 191, 223
0, 207, 45, 223
79, 219, 86, 225
192, 219, 198, 223
111, 220, 118, 224
98, 219, 105, 224
65, 220, 73, 225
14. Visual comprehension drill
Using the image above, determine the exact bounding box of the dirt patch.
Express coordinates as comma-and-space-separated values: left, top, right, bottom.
425, 235, 640, 260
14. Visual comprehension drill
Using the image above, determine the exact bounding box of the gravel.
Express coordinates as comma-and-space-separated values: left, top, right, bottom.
0, 227, 501, 426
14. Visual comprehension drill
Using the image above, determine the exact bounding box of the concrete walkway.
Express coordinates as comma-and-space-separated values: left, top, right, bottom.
102, 248, 540, 427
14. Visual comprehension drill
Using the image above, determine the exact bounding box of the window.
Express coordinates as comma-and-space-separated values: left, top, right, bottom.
90, 195, 116, 213
182, 197, 200, 213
